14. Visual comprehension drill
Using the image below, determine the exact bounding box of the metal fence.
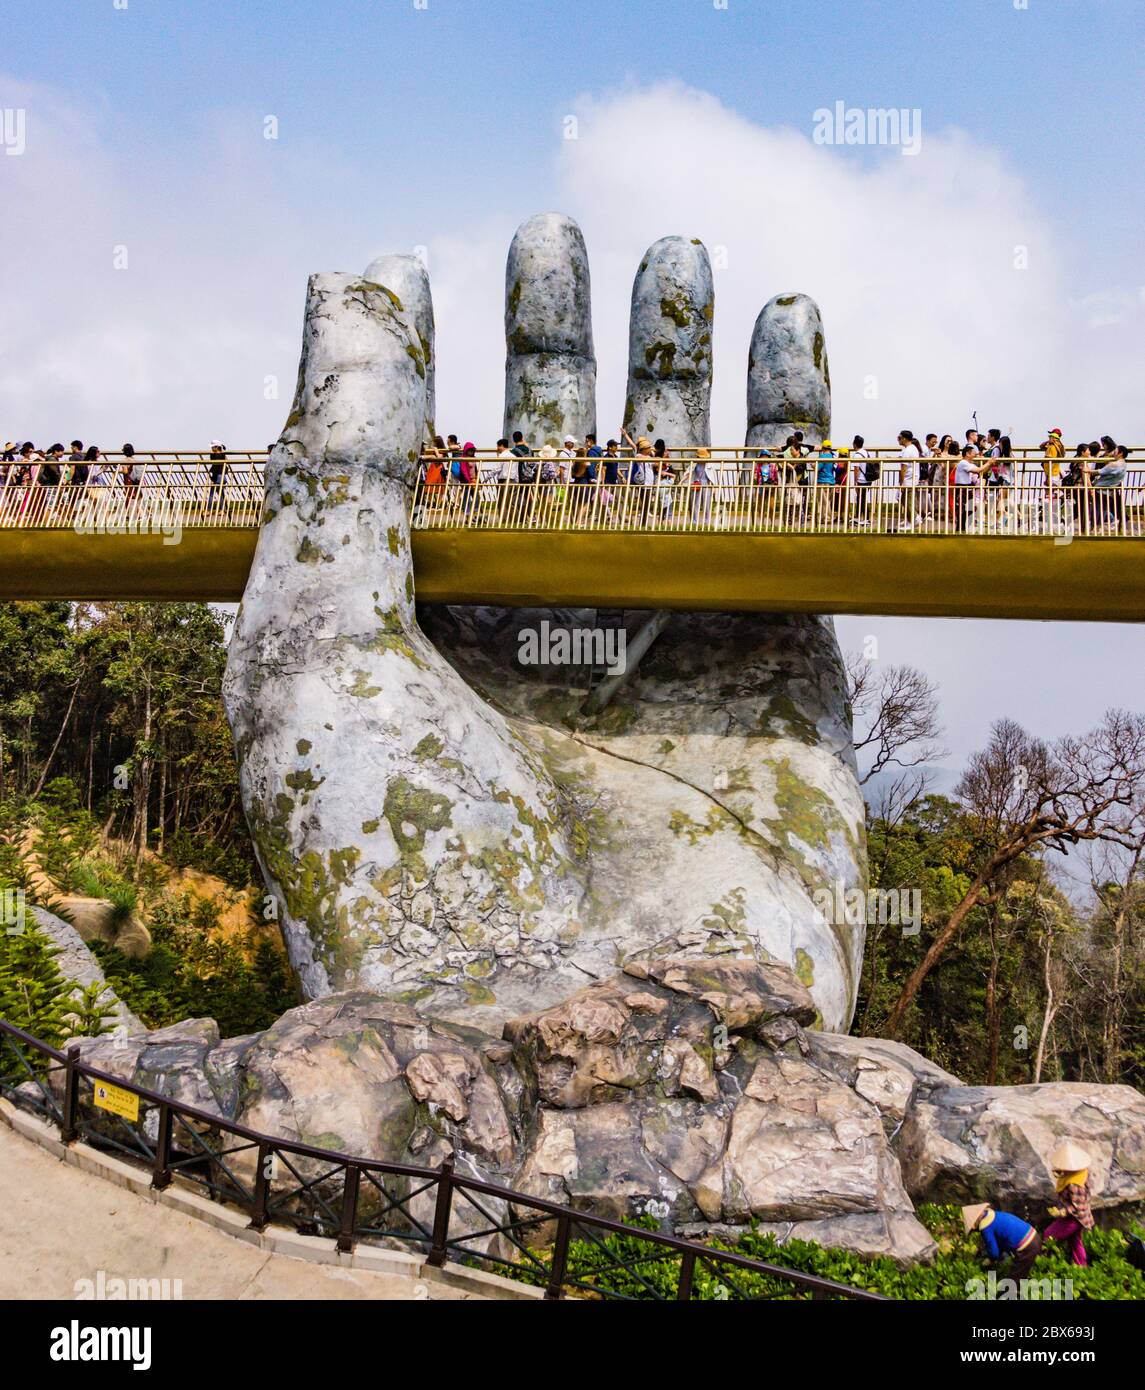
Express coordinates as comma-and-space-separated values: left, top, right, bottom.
0, 1018, 885, 1301
2, 450, 1139, 540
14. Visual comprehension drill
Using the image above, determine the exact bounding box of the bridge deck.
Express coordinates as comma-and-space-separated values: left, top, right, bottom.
1, 464, 1142, 621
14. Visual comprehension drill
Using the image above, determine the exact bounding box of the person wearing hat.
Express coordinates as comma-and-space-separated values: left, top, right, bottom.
1041, 427, 1065, 497
619, 428, 654, 525
814, 440, 836, 527
690, 447, 714, 526
962, 1203, 1042, 1280
1043, 1141, 1094, 1266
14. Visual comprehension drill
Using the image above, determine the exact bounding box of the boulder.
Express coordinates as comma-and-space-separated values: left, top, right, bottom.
29, 905, 144, 1036
503, 953, 813, 1110
808, 1032, 962, 1133
896, 1081, 1145, 1222
56, 895, 151, 959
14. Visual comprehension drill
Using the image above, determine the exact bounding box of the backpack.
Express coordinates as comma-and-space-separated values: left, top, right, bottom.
518, 457, 537, 483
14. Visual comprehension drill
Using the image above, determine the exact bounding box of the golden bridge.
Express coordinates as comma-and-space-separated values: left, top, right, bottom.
1, 449, 1142, 622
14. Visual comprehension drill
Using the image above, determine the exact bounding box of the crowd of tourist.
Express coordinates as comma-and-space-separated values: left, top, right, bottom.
417, 425, 1136, 532
0, 440, 232, 511
1, 428, 1134, 533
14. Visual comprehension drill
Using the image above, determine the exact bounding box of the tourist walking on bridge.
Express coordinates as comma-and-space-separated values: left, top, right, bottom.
207, 441, 227, 513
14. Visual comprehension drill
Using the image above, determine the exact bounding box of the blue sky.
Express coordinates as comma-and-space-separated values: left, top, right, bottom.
6, 0, 1143, 277
2, 0, 1143, 766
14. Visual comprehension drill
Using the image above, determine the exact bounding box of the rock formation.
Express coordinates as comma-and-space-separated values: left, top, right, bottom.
746, 292, 831, 450
222, 226, 866, 1033
49, 961, 1145, 1264
30, 906, 143, 1036
624, 236, 713, 445
503, 212, 596, 447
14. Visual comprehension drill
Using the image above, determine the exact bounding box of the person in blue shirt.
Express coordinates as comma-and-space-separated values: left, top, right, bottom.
584, 433, 603, 482
814, 441, 836, 525
963, 1204, 1042, 1280
601, 439, 622, 487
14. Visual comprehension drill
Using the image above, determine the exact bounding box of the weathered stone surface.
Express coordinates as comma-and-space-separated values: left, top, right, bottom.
509, 1041, 931, 1259
222, 273, 584, 1023
503, 212, 595, 446
29, 905, 144, 1036
896, 1082, 1145, 1220
363, 252, 436, 439
50, 978, 1145, 1264
500, 959, 931, 1258
224, 224, 864, 1032
625, 236, 713, 446
809, 1032, 962, 1133
504, 953, 809, 1110
746, 292, 830, 450
422, 606, 867, 1031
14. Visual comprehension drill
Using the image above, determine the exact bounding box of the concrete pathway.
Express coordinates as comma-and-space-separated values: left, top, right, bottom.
0, 1114, 516, 1301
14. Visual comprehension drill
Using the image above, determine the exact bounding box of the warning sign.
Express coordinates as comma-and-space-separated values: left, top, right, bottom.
92, 1080, 140, 1123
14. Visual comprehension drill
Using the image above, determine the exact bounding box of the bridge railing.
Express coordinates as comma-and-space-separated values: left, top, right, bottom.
0, 1017, 885, 1300
412, 471, 1145, 539
1, 454, 1141, 539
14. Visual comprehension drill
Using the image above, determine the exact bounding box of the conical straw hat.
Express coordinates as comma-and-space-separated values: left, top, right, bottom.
1050, 1141, 1091, 1171
961, 1203, 990, 1234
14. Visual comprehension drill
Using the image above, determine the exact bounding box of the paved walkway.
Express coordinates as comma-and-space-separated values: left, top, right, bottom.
0, 1119, 492, 1301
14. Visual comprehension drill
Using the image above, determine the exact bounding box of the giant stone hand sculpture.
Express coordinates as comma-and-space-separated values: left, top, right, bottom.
223, 218, 867, 1033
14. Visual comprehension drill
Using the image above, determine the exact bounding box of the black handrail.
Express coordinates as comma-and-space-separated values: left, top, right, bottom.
0, 1017, 887, 1301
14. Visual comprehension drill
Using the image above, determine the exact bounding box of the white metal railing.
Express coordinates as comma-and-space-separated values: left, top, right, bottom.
411, 463, 1144, 539
0, 453, 1140, 539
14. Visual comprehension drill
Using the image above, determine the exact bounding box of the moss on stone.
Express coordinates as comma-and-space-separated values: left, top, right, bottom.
660, 295, 691, 328
296, 536, 328, 566
383, 776, 453, 856
644, 342, 677, 377
347, 670, 382, 698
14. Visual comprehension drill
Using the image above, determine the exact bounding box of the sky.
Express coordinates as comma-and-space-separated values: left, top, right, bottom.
1, 0, 1143, 767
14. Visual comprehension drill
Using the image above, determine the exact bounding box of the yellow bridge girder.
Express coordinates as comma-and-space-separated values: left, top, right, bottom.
1, 527, 1142, 622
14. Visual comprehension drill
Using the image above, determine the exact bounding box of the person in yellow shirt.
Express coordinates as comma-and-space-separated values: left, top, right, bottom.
1041, 427, 1066, 481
